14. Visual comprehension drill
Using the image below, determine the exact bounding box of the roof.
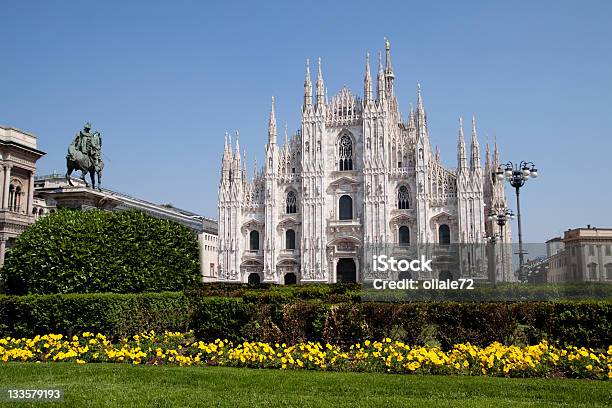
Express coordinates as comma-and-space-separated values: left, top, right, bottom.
34, 173, 217, 233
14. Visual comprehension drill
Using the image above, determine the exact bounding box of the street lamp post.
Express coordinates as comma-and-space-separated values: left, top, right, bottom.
494, 161, 538, 282
487, 207, 515, 283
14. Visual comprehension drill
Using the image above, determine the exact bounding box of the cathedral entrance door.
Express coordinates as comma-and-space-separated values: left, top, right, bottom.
337, 258, 357, 283
247, 273, 261, 285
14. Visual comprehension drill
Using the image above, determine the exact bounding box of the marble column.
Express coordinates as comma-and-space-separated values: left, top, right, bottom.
2, 165, 11, 209
0, 237, 6, 266
27, 171, 35, 215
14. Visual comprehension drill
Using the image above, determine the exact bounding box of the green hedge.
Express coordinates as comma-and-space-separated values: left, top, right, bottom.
0, 292, 191, 339
189, 282, 612, 302
1, 209, 201, 295
1, 292, 609, 349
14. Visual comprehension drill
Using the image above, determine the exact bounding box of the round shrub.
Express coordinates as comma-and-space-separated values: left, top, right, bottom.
1, 209, 200, 294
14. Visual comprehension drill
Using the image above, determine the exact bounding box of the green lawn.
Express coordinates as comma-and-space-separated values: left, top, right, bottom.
0, 363, 610, 407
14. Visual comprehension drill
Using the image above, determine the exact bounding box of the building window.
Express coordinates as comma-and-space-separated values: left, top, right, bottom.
605, 264, 612, 280
339, 195, 353, 220
606, 245, 611, 256
8, 184, 22, 212
439, 224, 450, 245
397, 185, 410, 209
286, 191, 297, 213
587, 262, 598, 280
249, 230, 260, 251
285, 229, 296, 250
399, 226, 410, 246
589, 245, 595, 256
338, 134, 353, 171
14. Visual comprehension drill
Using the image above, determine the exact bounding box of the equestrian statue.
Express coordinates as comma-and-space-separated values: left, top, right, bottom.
66, 122, 104, 190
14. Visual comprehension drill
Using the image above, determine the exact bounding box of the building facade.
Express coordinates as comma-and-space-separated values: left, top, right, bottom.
0, 126, 46, 264
547, 226, 612, 282
217, 42, 512, 284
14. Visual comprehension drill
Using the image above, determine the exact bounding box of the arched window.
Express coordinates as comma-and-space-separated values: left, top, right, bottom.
439, 224, 450, 245
399, 226, 410, 246
286, 191, 297, 213
285, 229, 296, 250
397, 186, 410, 209
338, 134, 353, 171
249, 230, 260, 251
339, 195, 353, 220
14, 186, 21, 212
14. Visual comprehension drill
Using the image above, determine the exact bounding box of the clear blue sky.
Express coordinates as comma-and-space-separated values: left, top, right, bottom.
1, 0, 611, 242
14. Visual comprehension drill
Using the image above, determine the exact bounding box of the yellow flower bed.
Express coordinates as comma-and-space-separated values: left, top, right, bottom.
1, 332, 610, 380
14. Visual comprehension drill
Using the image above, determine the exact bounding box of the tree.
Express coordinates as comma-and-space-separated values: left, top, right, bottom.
1, 209, 201, 295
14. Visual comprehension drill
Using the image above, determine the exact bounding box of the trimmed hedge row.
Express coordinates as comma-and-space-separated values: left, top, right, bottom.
1, 293, 609, 349
0, 292, 191, 339
189, 282, 612, 302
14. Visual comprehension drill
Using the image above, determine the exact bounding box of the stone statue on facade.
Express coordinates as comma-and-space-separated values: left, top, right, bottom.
66, 122, 104, 190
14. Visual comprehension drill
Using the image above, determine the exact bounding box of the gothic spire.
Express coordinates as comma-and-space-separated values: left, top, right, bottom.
226, 132, 233, 162
493, 138, 500, 167
384, 37, 395, 96
268, 96, 277, 144
234, 131, 241, 170
364, 52, 372, 104
416, 83, 426, 131
223, 132, 229, 157
303, 58, 312, 110
408, 106, 415, 128
316, 57, 325, 107
457, 117, 468, 170
376, 51, 385, 103
417, 83, 423, 112
242, 146, 247, 178
283, 122, 289, 153
485, 143, 491, 174
470, 115, 481, 169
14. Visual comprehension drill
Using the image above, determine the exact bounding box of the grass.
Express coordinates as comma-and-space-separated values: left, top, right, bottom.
0, 363, 610, 407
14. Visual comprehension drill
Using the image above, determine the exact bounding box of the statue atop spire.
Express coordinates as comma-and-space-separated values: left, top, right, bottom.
303, 59, 312, 110
284, 122, 289, 148
364, 52, 372, 104
376, 51, 385, 102
268, 96, 277, 144
384, 37, 395, 97
316, 57, 325, 108
417, 83, 423, 112
458, 117, 468, 171
470, 115, 481, 169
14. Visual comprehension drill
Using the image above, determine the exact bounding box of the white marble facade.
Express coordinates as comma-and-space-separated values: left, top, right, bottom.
218, 41, 512, 284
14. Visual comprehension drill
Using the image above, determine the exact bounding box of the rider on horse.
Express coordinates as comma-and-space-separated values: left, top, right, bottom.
66, 122, 104, 189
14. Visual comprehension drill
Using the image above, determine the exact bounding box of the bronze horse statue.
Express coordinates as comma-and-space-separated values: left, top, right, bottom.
66, 131, 104, 190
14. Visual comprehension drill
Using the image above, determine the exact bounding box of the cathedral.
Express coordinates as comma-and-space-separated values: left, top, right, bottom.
217, 41, 512, 284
